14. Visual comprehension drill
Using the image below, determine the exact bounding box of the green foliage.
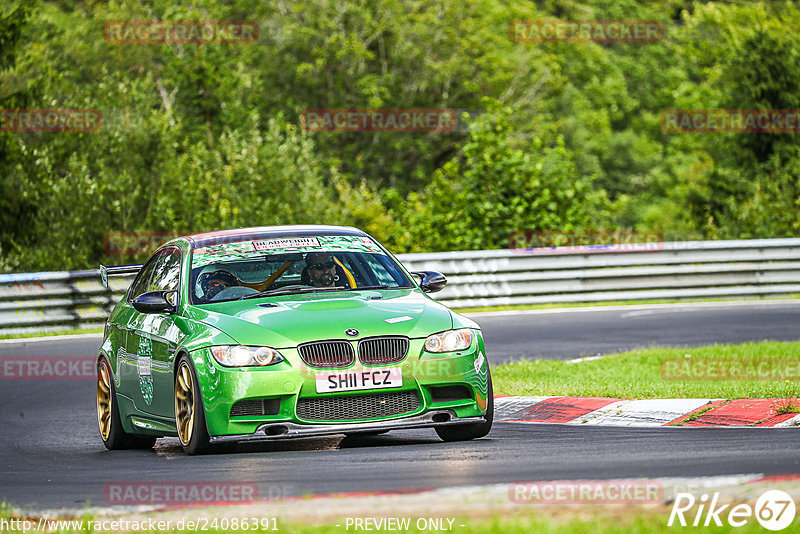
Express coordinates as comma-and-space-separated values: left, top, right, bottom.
0, 1, 41, 269
388, 100, 610, 251
4, 111, 395, 268
2, 0, 800, 271
664, 1, 800, 238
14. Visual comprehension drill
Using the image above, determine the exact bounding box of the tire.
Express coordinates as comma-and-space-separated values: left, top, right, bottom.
174, 355, 211, 455
435, 371, 494, 442
97, 357, 156, 450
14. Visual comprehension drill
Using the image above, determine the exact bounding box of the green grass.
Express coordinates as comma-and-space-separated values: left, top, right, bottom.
668, 404, 716, 426
0, 328, 103, 340
771, 397, 800, 414
0, 507, 778, 534
282, 512, 774, 533
493, 341, 800, 399
456, 295, 800, 314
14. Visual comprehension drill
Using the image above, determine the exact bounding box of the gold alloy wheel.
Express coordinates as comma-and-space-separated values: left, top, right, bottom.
175, 361, 195, 446
96, 360, 112, 440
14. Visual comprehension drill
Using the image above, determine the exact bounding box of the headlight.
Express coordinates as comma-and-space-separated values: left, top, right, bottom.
424, 329, 473, 353
210, 346, 284, 367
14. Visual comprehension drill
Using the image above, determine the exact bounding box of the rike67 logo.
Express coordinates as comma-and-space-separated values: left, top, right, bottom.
668, 490, 796, 531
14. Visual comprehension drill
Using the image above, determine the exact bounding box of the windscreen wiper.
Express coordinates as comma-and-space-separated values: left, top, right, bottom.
239, 285, 346, 300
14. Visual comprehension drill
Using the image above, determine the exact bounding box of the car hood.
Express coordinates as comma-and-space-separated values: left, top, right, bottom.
185, 289, 454, 347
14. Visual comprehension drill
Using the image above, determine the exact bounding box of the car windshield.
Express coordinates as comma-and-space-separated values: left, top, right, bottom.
189, 235, 414, 304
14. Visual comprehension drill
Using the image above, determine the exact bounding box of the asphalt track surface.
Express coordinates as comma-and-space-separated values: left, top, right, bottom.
1, 300, 799, 511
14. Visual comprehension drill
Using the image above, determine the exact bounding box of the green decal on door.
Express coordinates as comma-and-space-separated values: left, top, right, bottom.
137, 334, 154, 405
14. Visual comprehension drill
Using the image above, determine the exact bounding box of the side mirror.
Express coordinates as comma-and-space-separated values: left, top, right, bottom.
411, 270, 447, 293
132, 290, 177, 314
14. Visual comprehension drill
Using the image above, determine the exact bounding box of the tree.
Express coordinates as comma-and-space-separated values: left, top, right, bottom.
388, 100, 610, 252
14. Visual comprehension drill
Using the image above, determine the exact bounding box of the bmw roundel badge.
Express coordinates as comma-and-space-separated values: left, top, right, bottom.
345, 328, 359, 337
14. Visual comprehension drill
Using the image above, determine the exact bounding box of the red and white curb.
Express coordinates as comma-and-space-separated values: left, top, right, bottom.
495, 396, 800, 427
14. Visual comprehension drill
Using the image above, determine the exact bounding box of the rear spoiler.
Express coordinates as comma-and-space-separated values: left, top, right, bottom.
99, 264, 143, 289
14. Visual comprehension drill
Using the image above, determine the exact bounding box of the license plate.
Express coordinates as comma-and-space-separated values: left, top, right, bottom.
315, 368, 402, 393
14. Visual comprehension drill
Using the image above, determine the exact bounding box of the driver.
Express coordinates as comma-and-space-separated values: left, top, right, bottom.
199, 270, 238, 301
305, 252, 339, 287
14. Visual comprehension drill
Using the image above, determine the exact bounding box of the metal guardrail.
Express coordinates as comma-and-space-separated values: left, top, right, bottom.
1, 238, 799, 335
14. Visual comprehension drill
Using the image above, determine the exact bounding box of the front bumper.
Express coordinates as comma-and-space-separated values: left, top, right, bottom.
208, 410, 486, 443
190, 334, 490, 437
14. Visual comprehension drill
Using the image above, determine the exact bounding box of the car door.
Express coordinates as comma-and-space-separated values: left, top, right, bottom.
128, 246, 183, 419
118, 255, 159, 404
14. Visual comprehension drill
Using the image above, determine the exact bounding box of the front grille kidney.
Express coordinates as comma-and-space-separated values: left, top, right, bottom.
297, 340, 355, 368
358, 336, 409, 365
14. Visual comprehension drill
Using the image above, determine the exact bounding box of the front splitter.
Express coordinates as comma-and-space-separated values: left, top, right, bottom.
209, 410, 485, 443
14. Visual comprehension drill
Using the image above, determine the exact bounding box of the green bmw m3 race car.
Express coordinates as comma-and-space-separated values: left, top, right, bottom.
96, 225, 493, 454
